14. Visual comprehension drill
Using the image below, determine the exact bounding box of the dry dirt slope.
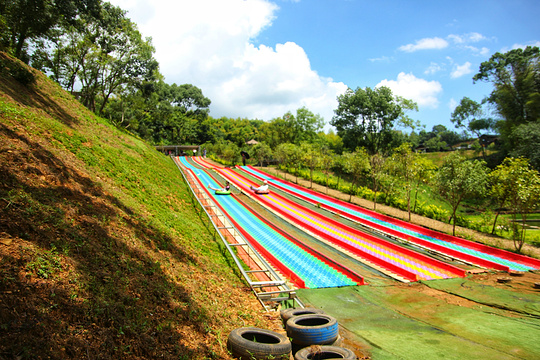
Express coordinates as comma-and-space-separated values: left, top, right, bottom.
0, 52, 283, 359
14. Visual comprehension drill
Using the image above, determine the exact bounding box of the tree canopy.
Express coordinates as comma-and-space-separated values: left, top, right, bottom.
331, 86, 412, 155
473, 46, 540, 156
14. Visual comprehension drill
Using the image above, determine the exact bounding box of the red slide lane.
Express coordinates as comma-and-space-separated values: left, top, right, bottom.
185, 158, 364, 287
241, 164, 540, 270
240, 166, 510, 272
183, 166, 306, 288
216, 166, 466, 281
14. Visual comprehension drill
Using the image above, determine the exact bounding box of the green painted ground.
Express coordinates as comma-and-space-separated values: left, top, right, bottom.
297, 274, 540, 360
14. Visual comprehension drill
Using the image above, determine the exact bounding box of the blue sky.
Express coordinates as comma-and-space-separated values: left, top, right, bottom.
110, 0, 540, 133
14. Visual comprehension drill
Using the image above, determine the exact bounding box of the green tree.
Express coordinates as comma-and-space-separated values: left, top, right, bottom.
41, 3, 159, 114
473, 46, 540, 154
259, 117, 294, 148
0, 0, 100, 61
284, 107, 324, 145
251, 142, 272, 167
300, 142, 321, 188
369, 153, 387, 210
509, 122, 540, 170
490, 157, 540, 251
451, 97, 496, 159
434, 152, 489, 235
274, 143, 301, 182
342, 148, 370, 202
332, 86, 411, 154
390, 144, 417, 220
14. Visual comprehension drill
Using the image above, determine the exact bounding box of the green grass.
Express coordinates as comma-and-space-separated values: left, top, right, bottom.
0, 54, 270, 359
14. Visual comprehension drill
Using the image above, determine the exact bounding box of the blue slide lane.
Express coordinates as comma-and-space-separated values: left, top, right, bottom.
239, 166, 535, 272
178, 157, 357, 288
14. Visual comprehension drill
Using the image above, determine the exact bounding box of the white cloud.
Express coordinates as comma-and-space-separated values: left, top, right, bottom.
369, 56, 393, 63
464, 46, 490, 56
424, 62, 443, 75
448, 98, 458, 112
376, 72, 442, 108
398, 37, 449, 52
448, 32, 486, 44
508, 41, 540, 50
108, 0, 347, 124
451, 62, 472, 78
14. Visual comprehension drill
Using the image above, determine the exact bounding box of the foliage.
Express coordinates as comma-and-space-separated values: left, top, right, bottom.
341, 148, 370, 202
390, 144, 422, 220
509, 122, 540, 170
251, 142, 273, 166
490, 157, 540, 251
285, 106, 324, 144
451, 97, 496, 159
434, 152, 489, 235
0, 55, 35, 85
0, 0, 100, 61
331, 86, 412, 154
473, 46, 540, 157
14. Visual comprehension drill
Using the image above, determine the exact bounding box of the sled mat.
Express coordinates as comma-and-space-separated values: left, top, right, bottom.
296, 277, 540, 359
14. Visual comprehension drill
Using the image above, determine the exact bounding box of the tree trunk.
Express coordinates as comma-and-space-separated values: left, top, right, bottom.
491, 209, 501, 234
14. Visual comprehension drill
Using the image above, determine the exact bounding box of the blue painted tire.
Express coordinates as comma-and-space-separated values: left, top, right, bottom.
280, 307, 326, 324
294, 345, 357, 360
286, 314, 339, 346
227, 327, 291, 360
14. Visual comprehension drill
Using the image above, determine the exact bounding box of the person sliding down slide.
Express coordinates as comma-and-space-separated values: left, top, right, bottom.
250, 180, 269, 194
208, 181, 231, 195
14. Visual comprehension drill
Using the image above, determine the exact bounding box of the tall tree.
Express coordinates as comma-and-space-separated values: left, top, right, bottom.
286, 107, 324, 145
434, 152, 489, 235
369, 153, 387, 210
251, 142, 272, 167
451, 97, 496, 159
390, 144, 417, 221
342, 148, 370, 202
509, 122, 540, 170
332, 86, 415, 154
0, 0, 100, 61
490, 157, 540, 251
300, 142, 321, 188
473, 46, 540, 153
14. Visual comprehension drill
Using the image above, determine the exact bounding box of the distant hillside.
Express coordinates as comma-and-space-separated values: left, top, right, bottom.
0, 52, 280, 359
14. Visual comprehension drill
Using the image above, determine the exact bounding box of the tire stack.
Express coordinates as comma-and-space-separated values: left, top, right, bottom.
280, 307, 357, 360
227, 327, 291, 360
226, 308, 357, 360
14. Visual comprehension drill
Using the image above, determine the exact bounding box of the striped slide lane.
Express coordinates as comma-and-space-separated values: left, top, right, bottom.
177, 157, 358, 288
215, 167, 465, 282
239, 165, 539, 272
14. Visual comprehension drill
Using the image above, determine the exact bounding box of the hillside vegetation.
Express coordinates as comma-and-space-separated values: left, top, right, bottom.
0, 52, 281, 359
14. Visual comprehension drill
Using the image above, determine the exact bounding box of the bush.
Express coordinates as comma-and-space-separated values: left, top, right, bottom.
0, 58, 35, 86
417, 203, 449, 222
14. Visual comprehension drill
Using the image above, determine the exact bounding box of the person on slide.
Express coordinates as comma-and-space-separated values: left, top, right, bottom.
208, 181, 230, 194
250, 179, 269, 193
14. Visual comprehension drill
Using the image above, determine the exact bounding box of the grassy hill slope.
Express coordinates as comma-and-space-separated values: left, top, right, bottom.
0, 52, 280, 359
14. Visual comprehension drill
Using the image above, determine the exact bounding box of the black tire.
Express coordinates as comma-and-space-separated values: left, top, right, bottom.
227, 327, 291, 360
280, 307, 326, 323
294, 345, 357, 360
286, 314, 339, 346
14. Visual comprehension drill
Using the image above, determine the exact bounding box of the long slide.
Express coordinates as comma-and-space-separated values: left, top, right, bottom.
231, 164, 540, 273
193, 158, 467, 282
176, 156, 364, 289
